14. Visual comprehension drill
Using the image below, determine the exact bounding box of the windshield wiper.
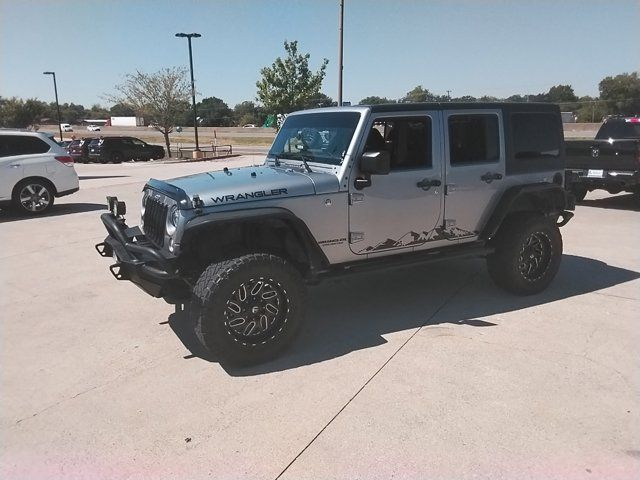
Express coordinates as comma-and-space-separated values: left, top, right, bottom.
275, 152, 313, 173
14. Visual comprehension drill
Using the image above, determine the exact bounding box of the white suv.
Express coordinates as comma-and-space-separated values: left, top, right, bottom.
0, 130, 79, 214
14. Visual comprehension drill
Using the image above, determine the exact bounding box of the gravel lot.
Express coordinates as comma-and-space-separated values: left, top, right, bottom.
1, 158, 639, 479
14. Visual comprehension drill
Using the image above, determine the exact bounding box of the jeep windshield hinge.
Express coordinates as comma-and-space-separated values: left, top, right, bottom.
349, 193, 365, 205
349, 232, 365, 243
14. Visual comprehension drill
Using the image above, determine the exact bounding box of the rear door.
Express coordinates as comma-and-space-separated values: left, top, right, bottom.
443, 110, 505, 239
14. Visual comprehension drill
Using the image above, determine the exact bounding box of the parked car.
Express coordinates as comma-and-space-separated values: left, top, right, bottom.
58, 140, 72, 150
0, 130, 79, 214
96, 103, 574, 365
88, 136, 165, 163
60, 123, 73, 132
565, 115, 640, 201
242, 124, 257, 128
68, 137, 96, 163
87, 124, 101, 132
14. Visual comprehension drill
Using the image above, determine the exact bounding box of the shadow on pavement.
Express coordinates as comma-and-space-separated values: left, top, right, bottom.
580, 193, 639, 211
0, 202, 106, 222
167, 254, 640, 375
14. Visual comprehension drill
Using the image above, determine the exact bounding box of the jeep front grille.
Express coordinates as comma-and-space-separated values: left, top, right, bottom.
143, 196, 168, 247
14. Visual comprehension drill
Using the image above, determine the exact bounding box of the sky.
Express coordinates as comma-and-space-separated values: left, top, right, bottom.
1, 0, 639, 108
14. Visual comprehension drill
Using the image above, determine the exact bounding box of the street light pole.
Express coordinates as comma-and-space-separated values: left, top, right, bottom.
175, 32, 202, 151
43, 71, 63, 141
338, 0, 344, 106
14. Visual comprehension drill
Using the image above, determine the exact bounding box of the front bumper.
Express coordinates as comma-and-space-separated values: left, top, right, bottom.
95, 211, 190, 300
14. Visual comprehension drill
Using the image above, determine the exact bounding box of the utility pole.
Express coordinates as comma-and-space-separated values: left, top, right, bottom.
338, 0, 344, 106
175, 32, 202, 151
43, 71, 63, 141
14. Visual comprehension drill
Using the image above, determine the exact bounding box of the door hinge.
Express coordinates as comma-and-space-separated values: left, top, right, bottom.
349, 193, 365, 205
349, 232, 365, 243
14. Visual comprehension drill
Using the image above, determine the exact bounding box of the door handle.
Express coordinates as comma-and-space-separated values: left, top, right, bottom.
416, 178, 442, 191
480, 172, 503, 183
9, 164, 21, 168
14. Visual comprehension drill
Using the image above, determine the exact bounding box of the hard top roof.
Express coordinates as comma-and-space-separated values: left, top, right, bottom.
295, 102, 560, 115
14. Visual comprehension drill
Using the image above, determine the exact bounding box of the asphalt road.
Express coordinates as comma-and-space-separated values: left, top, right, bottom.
1, 158, 639, 479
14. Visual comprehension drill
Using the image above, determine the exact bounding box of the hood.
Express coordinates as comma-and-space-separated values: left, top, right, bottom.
161, 165, 339, 208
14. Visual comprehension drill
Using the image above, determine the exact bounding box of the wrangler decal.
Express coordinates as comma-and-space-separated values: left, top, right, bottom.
211, 188, 288, 204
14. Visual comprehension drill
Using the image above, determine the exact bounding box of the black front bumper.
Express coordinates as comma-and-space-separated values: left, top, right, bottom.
95, 212, 189, 299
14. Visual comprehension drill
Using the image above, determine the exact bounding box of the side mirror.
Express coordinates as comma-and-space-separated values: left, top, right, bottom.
360, 150, 390, 175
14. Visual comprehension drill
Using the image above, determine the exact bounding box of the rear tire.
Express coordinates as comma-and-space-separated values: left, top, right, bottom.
111, 151, 123, 164
190, 254, 306, 366
487, 214, 562, 295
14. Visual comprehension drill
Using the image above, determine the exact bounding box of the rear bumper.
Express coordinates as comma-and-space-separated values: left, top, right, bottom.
95, 212, 190, 299
566, 169, 640, 192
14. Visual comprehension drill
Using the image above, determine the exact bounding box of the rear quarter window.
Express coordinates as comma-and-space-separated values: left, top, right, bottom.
512, 113, 561, 160
506, 111, 564, 175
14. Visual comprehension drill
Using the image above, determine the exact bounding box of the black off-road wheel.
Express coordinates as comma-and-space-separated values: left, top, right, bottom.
191, 254, 306, 366
487, 214, 563, 295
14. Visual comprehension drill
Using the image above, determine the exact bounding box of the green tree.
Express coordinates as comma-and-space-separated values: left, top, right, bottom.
186, 96, 233, 127
575, 96, 607, 123
0, 97, 48, 128
107, 67, 190, 157
233, 101, 266, 126
359, 96, 397, 105
256, 40, 329, 114
109, 103, 136, 117
400, 86, 437, 103
546, 85, 578, 103
302, 92, 336, 109
599, 72, 640, 115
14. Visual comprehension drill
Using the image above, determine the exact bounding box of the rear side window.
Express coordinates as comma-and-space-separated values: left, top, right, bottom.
448, 114, 500, 165
511, 113, 561, 160
0, 135, 51, 157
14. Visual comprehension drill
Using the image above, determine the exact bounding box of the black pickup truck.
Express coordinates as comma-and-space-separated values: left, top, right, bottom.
565, 116, 640, 201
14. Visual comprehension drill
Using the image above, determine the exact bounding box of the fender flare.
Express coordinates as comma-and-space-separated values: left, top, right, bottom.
481, 183, 575, 240
180, 206, 329, 273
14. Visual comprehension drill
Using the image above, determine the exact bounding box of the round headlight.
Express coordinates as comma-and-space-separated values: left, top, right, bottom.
169, 205, 179, 227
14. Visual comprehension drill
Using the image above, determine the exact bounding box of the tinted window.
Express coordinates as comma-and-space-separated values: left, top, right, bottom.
0, 135, 50, 157
448, 114, 499, 165
512, 113, 561, 160
367, 117, 432, 169
595, 120, 640, 139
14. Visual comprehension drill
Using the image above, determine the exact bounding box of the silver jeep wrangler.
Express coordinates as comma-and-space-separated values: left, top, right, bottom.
96, 103, 574, 365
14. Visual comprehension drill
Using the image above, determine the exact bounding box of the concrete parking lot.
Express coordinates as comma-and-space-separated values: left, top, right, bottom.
1, 157, 639, 479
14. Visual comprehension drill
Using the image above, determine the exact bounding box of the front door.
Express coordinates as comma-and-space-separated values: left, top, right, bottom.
348, 112, 444, 256
443, 110, 506, 240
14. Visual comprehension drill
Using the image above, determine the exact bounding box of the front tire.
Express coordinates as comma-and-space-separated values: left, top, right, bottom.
191, 254, 306, 366
12, 179, 54, 215
487, 214, 562, 295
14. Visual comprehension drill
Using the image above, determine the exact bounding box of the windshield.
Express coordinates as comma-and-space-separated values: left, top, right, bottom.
268, 112, 361, 166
